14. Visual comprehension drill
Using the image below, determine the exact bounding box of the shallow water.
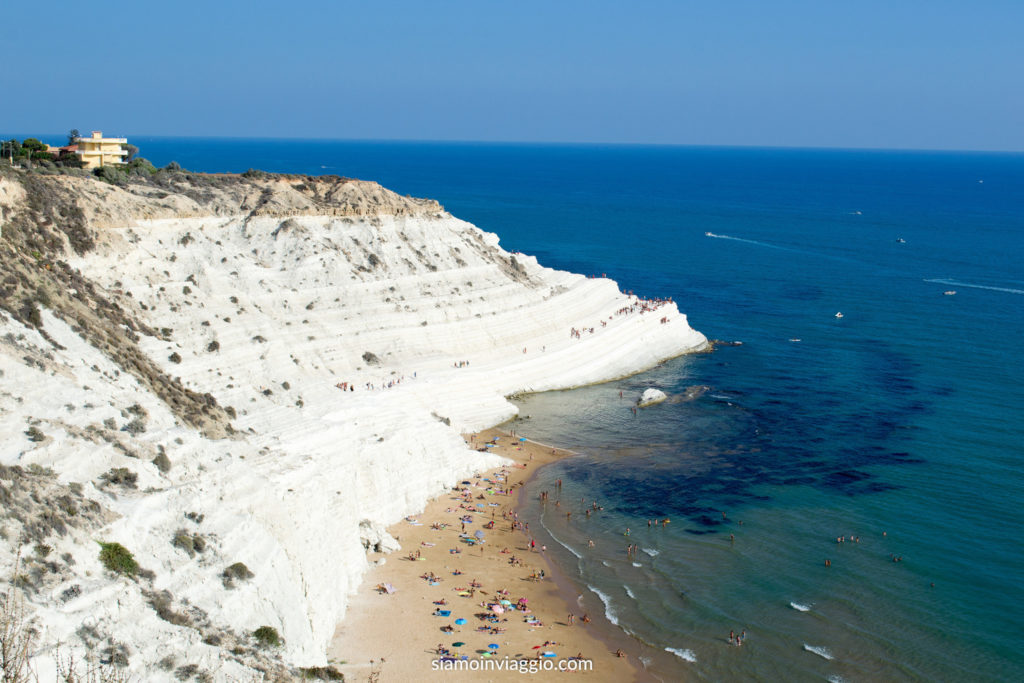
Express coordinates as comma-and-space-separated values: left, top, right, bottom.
133, 139, 1024, 681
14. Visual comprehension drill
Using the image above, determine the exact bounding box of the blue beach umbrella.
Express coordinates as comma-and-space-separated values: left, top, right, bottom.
474, 530, 485, 539
455, 618, 467, 625
489, 643, 499, 649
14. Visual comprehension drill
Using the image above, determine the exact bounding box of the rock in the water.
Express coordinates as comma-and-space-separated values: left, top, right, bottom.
638, 388, 668, 407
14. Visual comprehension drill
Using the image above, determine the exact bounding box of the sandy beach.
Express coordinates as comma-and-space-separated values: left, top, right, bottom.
329, 428, 640, 682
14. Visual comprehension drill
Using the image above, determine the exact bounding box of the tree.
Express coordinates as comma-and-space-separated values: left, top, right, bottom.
21, 138, 46, 152
121, 143, 138, 162
67, 129, 80, 146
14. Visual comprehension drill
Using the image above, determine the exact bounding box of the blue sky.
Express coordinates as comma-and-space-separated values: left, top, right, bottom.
3, 0, 1021, 150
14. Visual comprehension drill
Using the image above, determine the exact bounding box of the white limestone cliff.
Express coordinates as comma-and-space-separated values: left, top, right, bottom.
0, 171, 706, 679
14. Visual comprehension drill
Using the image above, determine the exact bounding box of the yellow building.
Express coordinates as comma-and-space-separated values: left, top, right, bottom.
75, 131, 127, 169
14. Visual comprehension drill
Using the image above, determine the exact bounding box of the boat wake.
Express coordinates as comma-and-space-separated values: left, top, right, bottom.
705, 231, 860, 265
924, 278, 1024, 295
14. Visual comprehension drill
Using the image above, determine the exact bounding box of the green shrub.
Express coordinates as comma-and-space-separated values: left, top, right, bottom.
122, 417, 146, 435
25, 426, 45, 442
93, 165, 127, 186
252, 625, 281, 648
152, 452, 172, 473
206, 340, 220, 353
224, 562, 254, 580
100, 467, 137, 488
168, 352, 182, 364
172, 530, 195, 557
98, 541, 139, 576
299, 666, 345, 680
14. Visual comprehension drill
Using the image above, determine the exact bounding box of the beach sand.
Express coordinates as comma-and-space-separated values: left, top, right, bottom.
328, 428, 640, 682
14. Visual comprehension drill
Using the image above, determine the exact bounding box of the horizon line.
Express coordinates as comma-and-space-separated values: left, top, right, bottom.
2, 133, 1022, 156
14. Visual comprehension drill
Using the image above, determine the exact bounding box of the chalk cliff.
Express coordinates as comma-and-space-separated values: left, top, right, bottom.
0, 167, 707, 679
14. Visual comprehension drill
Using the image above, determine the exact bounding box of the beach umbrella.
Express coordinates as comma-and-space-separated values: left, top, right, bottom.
474, 530, 485, 539
542, 652, 557, 658
499, 599, 511, 606
452, 641, 465, 648
489, 643, 500, 649
455, 618, 467, 625
490, 605, 504, 614
519, 437, 526, 442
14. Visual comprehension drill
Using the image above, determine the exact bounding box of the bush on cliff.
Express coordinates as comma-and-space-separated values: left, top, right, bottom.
252, 625, 281, 648
98, 541, 139, 576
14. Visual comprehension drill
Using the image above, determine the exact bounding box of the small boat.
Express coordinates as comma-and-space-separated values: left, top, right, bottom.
896, 238, 906, 243
789, 338, 801, 342
944, 290, 956, 296
705, 231, 713, 237
834, 312, 844, 319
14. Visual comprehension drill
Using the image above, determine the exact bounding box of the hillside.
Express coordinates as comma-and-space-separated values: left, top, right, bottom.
0, 166, 707, 680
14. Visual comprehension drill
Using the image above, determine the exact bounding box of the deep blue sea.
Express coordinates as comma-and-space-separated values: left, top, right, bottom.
126, 139, 1024, 680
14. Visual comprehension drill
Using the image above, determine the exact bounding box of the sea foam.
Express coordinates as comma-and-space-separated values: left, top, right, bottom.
803, 644, 834, 660
588, 585, 619, 626
665, 647, 697, 662
790, 601, 811, 612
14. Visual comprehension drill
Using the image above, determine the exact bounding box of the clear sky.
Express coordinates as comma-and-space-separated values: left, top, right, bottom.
3, 0, 1022, 151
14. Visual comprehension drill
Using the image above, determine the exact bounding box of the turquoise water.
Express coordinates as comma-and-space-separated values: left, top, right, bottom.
131, 139, 1024, 680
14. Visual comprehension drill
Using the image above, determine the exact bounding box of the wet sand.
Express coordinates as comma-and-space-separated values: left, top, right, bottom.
328, 428, 640, 682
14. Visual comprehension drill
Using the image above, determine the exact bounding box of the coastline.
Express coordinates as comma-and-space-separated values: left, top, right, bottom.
509, 436, 656, 681
328, 428, 642, 682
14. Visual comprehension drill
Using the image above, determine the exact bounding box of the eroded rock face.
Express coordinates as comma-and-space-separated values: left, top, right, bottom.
0, 166, 707, 677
